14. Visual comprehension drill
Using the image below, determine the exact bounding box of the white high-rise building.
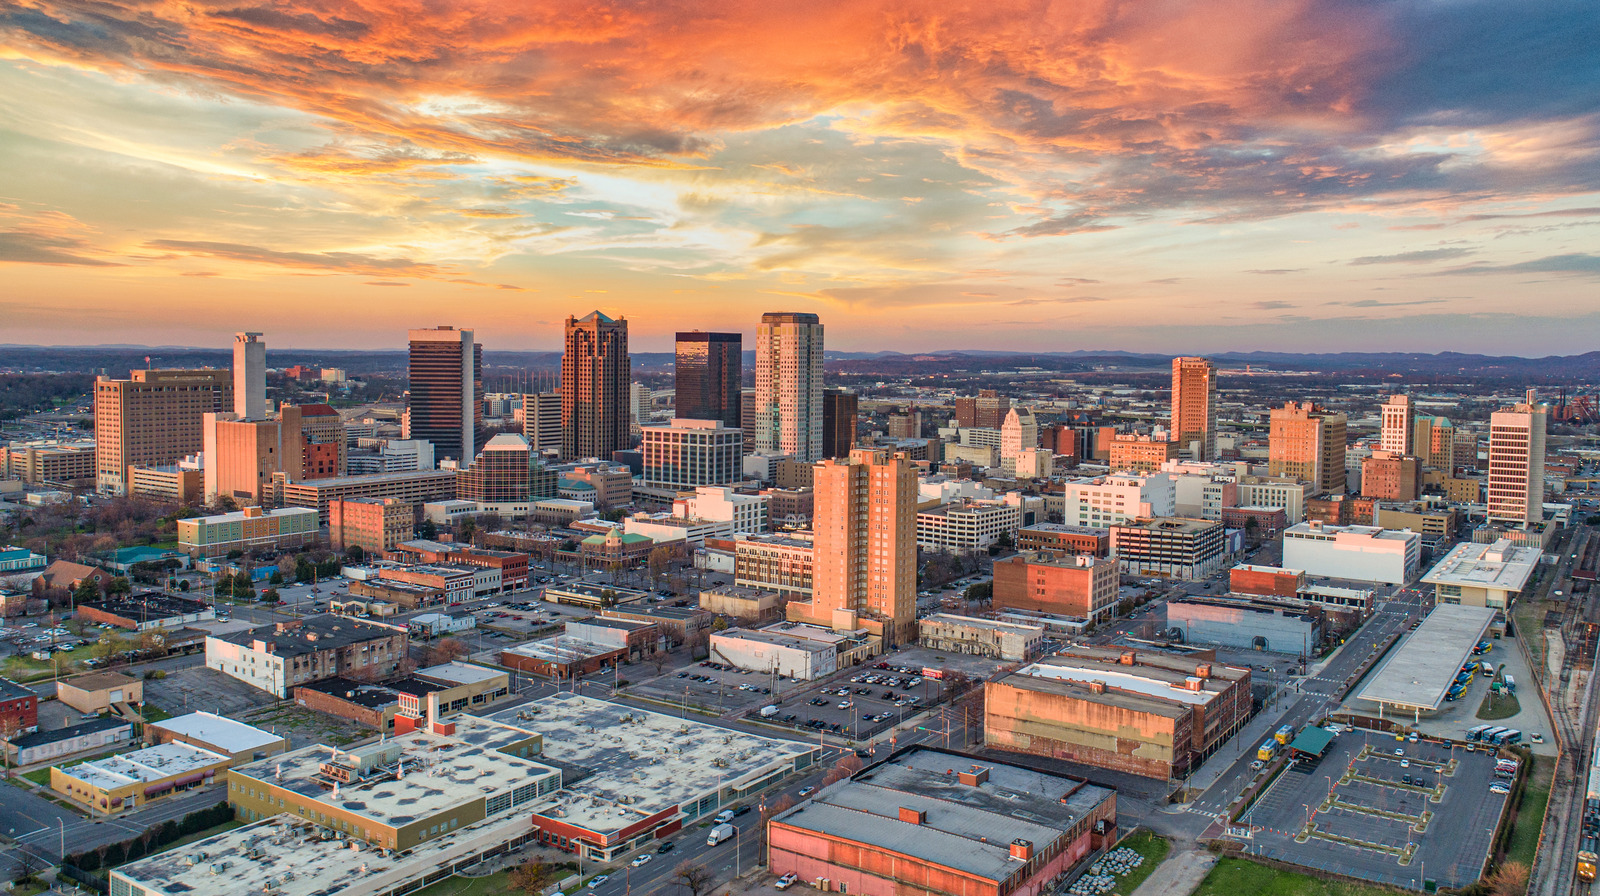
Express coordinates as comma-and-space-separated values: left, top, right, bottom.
521, 392, 561, 455
1059, 474, 1177, 528
1000, 407, 1037, 464
1487, 390, 1547, 525
754, 312, 824, 462
640, 418, 745, 488
233, 332, 266, 421
1380, 394, 1413, 455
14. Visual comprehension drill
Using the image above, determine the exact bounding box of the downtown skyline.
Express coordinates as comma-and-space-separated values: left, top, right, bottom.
1, 0, 1598, 354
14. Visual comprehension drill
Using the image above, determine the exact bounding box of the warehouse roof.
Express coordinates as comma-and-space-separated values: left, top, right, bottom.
1356, 604, 1496, 712
150, 712, 283, 754
60, 742, 229, 790
1422, 539, 1540, 593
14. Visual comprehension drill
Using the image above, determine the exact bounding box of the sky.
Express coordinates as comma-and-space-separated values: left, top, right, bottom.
2, 0, 1598, 355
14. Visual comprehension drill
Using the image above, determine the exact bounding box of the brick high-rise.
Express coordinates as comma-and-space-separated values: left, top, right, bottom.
1268, 402, 1347, 496
1487, 390, 1547, 525
755, 312, 824, 462
407, 326, 483, 465
95, 369, 232, 495
562, 312, 630, 461
674, 332, 741, 429
1170, 357, 1216, 461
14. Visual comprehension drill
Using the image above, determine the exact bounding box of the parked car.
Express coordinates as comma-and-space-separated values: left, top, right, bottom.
776, 873, 800, 890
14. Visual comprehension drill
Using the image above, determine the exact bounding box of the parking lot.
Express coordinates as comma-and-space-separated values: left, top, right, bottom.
142, 665, 279, 718
1232, 729, 1511, 890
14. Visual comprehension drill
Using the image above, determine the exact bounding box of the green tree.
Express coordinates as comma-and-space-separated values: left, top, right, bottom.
73, 577, 101, 604
418, 519, 438, 540
345, 544, 365, 563
106, 576, 132, 595
458, 517, 477, 542
711, 616, 729, 632
260, 588, 280, 603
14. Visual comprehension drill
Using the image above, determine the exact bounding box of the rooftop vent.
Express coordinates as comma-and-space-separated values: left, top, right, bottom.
898, 807, 926, 825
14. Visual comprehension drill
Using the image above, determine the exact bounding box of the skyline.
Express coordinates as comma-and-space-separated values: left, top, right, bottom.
2, 1, 1598, 354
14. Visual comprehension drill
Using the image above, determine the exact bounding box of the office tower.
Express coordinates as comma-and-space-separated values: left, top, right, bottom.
640, 419, 744, 488
675, 332, 741, 428
1170, 357, 1217, 461
407, 326, 483, 465
94, 369, 232, 495
562, 311, 631, 461
953, 389, 1009, 430
233, 332, 266, 420
822, 388, 857, 459
1268, 402, 1347, 496
887, 410, 920, 440
455, 433, 556, 518
1487, 390, 1547, 525
754, 311, 824, 462
1361, 450, 1421, 501
1000, 407, 1037, 463
204, 405, 305, 505
298, 404, 346, 478
521, 392, 562, 455
795, 448, 917, 644
1413, 416, 1458, 470
1380, 394, 1413, 455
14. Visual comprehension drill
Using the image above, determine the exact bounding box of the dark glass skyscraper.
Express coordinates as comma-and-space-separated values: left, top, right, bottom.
674, 331, 741, 428
562, 311, 630, 461
407, 326, 483, 464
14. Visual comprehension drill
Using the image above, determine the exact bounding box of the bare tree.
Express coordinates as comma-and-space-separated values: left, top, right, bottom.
509, 859, 557, 895
424, 637, 469, 666
673, 861, 714, 896
1488, 861, 1529, 896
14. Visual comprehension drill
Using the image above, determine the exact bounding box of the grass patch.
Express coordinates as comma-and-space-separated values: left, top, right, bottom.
21, 767, 52, 787
1, 654, 83, 682
1477, 689, 1521, 721
1112, 830, 1170, 895
1193, 856, 1404, 896
1509, 601, 1546, 670
408, 870, 514, 896
1506, 756, 1551, 868
140, 704, 174, 724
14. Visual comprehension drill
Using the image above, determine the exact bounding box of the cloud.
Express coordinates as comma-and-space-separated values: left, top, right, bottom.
1245, 269, 1306, 275
1251, 300, 1296, 310
0, 230, 123, 266
1338, 298, 1445, 307
1440, 253, 1600, 278
1349, 248, 1476, 265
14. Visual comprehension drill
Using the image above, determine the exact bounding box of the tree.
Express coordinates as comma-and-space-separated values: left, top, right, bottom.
418, 519, 438, 540
73, 577, 102, 604
178, 579, 190, 592
458, 517, 477, 542
711, 616, 730, 632
425, 637, 468, 666
277, 554, 298, 580
672, 861, 714, 896
261, 588, 280, 603
345, 544, 365, 563
1488, 861, 1529, 896
106, 576, 132, 595
648, 546, 673, 587
509, 859, 556, 895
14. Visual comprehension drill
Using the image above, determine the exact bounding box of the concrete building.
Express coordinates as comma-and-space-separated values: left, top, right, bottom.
521, 391, 562, 455
125, 461, 204, 503
407, 326, 483, 465
1110, 517, 1227, 580
328, 496, 411, 554
1060, 474, 1176, 528
6, 717, 132, 767
1015, 524, 1110, 558
918, 613, 1045, 661
1381, 394, 1414, 455
675, 331, 741, 428
293, 663, 511, 732
565, 617, 659, 660
1166, 596, 1322, 655
1108, 433, 1180, 473
640, 418, 744, 487
177, 505, 319, 558
146, 711, 288, 762
734, 535, 814, 597
787, 448, 917, 644
916, 499, 1024, 553
52, 741, 231, 814
94, 368, 231, 494
1281, 521, 1420, 585
1373, 502, 1460, 542
562, 312, 631, 461
768, 747, 1118, 896
278, 469, 457, 526
77, 594, 215, 632
709, 626, 837, 679
822, 388, 858, 459
993, 553, 1120, 623
231, 331, 266, 420
985, 647, 1251, 779
1269, 402, 1347, 496
698, 585, 785, 622
387, 541, 529, 591
1421, 538, 1540, 609
561, 461, 635, 509
1170, 357, 1216, 461
673, 486, 769, 535
1234, 477, 1313, 523
755, 311, 825, 462
999, 407, 1037, 467
1487, 391, 1548, 526
500, 636, 626, 678
206, 616, 410, 698
1361, 450, 1421, 501
954, 389, 1010, 430
0, 440, 96, 487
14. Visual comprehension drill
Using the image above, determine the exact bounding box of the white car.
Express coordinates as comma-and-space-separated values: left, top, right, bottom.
798, 786, 815, 798
630, 854, 652, 867
587, 876, 609, 889
776, 872, 800, 890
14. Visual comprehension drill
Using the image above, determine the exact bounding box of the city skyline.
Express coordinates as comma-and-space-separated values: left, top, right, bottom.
2, 1, 1598, 354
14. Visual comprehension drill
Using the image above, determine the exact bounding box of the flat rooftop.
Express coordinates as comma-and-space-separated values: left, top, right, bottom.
772, 747, 1113, 883
487, 693, 817, 837
60, 742, 228, 790
1114, 517, 1219, 534
214, 615, 397, 658
151, 712, 283, 754
78, 593, 211, 622
62, 671, 140, 692
1234, 564, 1305, 575
297, 677, 400, 709
502, 636, 624, 664
1356, 604, 1497, 712
416, 662, 504, 686
714, 627, 833, 654
921, 613, 1045, 635
1018, 523, 1108, 536
10, 716, 131, 749
1285, 522, 1417, 542
1014, 658, 1220, 707
1422, 539, 1541, 593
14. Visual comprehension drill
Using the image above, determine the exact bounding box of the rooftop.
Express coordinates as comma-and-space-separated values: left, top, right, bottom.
713, 627, 834, 655
150, 712, 284, 754
60, 742, 229, 790
1356, 604, 1497, 711
921, 613, 1046, 635
0, 677, 34, 703
62, 671, 141, 692
415, 662, 504, 686
214, 615, 399, 659
78, 593, 212, 623
187, 506, 318, 525
1422, 539, 1541, 593
9, 717, 131, 749
1017, 523, 1108, 536
1113, 517, 1220, 534
502, 636, 626, 664
1285, 522, 1418, 542
296, 677, 400, 709
772, 747, 1113, 883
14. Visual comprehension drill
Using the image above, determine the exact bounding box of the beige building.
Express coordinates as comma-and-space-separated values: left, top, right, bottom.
146, 711, 289, 762
1361, 450, 1420, 501
1380, 394, 1413, 454
203, 405, 305, 505
787, 449, 917, 644
918, 613, 1045, 662
0, 441, 96, 487
1269, 401, 1347, 495
1170, 357, 1216, 461
330, 496, 414, 554
94, 369, 231, 495
698, 585, 785, 622
1108, 433, 1180, 473
755, 312, 825, 462
57, 672, 144, 714
734, 535, 815, 598
277, 470, 457, 525
562, 312, 631, 461
177, 505, 319, 558
125, 463, 204, 504
1487, 391, 1547, 526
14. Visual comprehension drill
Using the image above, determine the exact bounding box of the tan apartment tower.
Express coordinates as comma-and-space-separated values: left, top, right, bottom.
407, 327, 483, 465
1170, 357, 1216, 461
755, 312, 824, 462
562, 312, 630, 461
1380, 394, 1413, 455
1268, 402, 1347, 496
788, 448, 917, 644
1487, 390, 1547, 525
94, 369, 231, 495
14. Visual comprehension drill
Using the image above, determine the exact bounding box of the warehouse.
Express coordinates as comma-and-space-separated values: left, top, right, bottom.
52, 741, 232, 813
1355, 604, 1498, 720
147, 711, 288, 762
709, 627, 837, 680
1166, 596, 1322, 656
918, 613, 1046, 662
1281, 521, 1420, 585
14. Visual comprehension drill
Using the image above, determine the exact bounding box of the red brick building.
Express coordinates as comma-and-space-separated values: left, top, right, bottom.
1230, 564, 1306, 598
1219, 506, 1288, 539
992, 552, 1119, 622
499, 638, 626, 679
0, 678, 38, 736
1014, 524, 1110, 558
386, 539, 529, 590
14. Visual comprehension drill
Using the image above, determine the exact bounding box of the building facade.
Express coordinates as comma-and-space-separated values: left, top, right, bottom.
455, 433, 556, 518
822, 388, 858, 459
278, 470, 457, 526
94, 368, 231, 494
993, 553, 1120, 621
1170, 357, 1216, 461
1268, 401, 1348, 495
206, 617, 410, 698
177, 506, 320, 558
734, 535, 815, 597
1281, 521, 1420, 585
1109, 517, 1227, 580
1108, 433, 1180, 473
562, 312, 631, 461
1487, 391, 1548, 526
521, 391, 562, 455
674, 332, 741, 428
754, 311, 824, 462
329, 497, 414, 554
1381, 394, 1413, 455
407, 326, 484, 465
918, 614, 1045, 661
640, 419, 744, 487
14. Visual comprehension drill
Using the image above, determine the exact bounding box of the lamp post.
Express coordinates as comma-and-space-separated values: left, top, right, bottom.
57, 817, 64, 864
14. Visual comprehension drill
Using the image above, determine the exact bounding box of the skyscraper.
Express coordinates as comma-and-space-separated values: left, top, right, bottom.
790, 448, 917, 644
1000, 407, 1037, 463
233, 332, 266, 420
1380, 394, 1413, 455
94, 369, 232, 495
674, 332, 741, 428
755, 312, 824, 462
562, 311, 630, 461
1268, 402, 1347, 496
822, 388, 857, 459
407, 327, 483, 465
953, 390, 1009, 429
1170, 357, 1216, 461
1487, 390, 1547, 525
521, 392, 562, 455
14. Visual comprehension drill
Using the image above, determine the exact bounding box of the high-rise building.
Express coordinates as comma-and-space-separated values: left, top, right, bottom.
232, 332, 266, 421
204, 405, 304, 505
1380, 394, 1413, 455
639, 419, 744, 488
740, 389, 757, 454
1413, 416, 1456, 470
562, 312, 631, 461
953, 390, 1010, 429
788, 448, 917, 644
407, 327, 483, 465
886, 409, 920, 440
822, 388, 857, 459
1487, 390, 1548, 526
521, 392, 562, 455
298, 403, 346, 479
754, 312, 824, 462
1268, 402, 1347, 496
1170, 357, 1216, 461
94, 369, 232, 495
1000, 407, 1037, 464
455, 433, 556, 518
674, 332, 741, 428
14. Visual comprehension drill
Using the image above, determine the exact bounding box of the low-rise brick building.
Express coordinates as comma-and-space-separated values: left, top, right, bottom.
1015, 524, 1111, 558
0, 678, 38, 736
76, 593, 215, 631
992, 552, 1120, 622
918, 613, 1045, 661
206, 616, 410, 698
1230, 564, 1306, 598
329, 496, 415, 554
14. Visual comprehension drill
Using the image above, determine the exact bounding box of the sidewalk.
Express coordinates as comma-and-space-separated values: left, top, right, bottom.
1182, 684, 1296, 798
1129, 848, 1215, 896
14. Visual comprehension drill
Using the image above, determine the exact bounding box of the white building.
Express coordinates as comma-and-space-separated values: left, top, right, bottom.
917, 497, 1025, 553
1234, 478, 1313, 523
674, 486, 769, 535
408, 613, 477, 638
1000, 407, 1037, 467
918, 613, 1044, 662
917, 475, 995, 504
709, 627, 837, 680
640, 418, 744, 488
1282, 521, 1421, 585
1421, 538, 1541, 609
624, 512, 730, 545
1381, 395, 1413, 455
1487, 391, 1548, 526
423, 499, 477, 525
1059, 473, 1177, 528
1110, 517, 1227, 580
348, 439, 437, 475
521, 392, 562, 455
1013, 448, 1054, 479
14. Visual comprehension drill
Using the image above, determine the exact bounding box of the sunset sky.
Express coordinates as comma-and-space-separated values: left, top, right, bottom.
2, 0, 1597, 354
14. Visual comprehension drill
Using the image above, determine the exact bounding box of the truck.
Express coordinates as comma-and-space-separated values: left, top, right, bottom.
759, 705, 780, 718
1505, 674, 1516, 694
1257, 741, 1278, 762
707, 824, 735, 846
